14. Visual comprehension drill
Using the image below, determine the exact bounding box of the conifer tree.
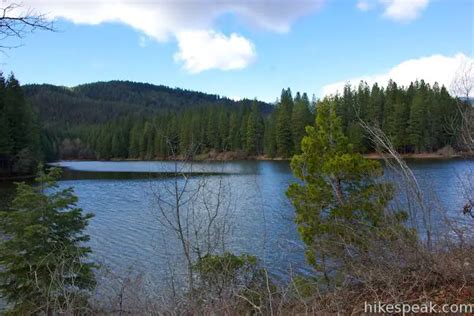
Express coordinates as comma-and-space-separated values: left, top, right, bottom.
392, 100, 410, 152
246, 102, 264, 155
368, 83, 384, 127
206, 109, 219, 150
0, 167, 96, 314
229, 112, 240, 151
218, 109, 230, 151
0, 75, 12, 157
287, 98, 400, 279
276, 88, 294, 157
0, 107, 12, 157
408, 83, 427, 152
264, 114, 277, 158
0, 73, 41, 174
292, 92, 313, 154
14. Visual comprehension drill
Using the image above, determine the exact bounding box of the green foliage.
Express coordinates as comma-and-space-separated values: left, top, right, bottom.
19, 79, 462, 160
193, 252, 270, 312
0, 108, 12, 156
276, 88, 294, 157
292, 92, 313, 154
263, 115, 277, 158
287, 99, 403, 278
0, 73, 44, 175
0, 166, 96, 314
408, 84, 428, 152
194, 252, 259, 289
246, 101, 265, 155
336, 80, 460, 153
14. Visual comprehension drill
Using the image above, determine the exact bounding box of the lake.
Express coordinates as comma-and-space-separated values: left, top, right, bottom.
1, 159, 473, 288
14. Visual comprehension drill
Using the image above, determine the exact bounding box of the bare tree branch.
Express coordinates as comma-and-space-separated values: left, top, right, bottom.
0, 1, 54, 51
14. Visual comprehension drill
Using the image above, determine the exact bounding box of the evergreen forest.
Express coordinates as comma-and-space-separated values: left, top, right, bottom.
0, 76, 470, 175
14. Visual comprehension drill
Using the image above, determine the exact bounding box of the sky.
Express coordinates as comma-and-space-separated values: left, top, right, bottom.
1, 0, 473, 102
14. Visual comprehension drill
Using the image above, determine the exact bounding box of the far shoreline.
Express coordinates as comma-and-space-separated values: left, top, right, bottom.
55, 151, 473, 163
2, 152, 472, 181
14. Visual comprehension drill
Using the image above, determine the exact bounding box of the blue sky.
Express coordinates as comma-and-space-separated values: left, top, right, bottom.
2, 0, 473, 101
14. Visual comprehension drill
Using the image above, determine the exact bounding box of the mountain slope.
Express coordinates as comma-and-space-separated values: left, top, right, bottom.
23, 81, 273, 129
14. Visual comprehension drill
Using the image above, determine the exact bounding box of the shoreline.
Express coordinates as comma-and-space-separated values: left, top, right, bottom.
363, 152, 470, 160
0, 174, 36, 182
55, 151, 473, 163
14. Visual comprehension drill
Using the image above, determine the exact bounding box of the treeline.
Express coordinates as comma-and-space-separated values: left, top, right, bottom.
0, 73, 46, 175
66, 91, 313, 160
2, 77, 467, 163
333, 80, 463, 153
72, 80, 465, 160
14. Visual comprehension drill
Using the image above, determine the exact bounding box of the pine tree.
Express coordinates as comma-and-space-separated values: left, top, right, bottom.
383, 80, 398, 137
180, 111, 193, 154
0, 75, 12, 158
0, 167, 96, 314
292, 92, 313, 154
1, 73, 41, 173
229, 112, 241, 151
287, 98, 403, 280
218, 109, 230, 151
368, 83, 384, 127
246, 101, 264, 155
437, 86, 459, 147
0, 72, 13, 157
239, 109, 249, 151
408, 82, 427, 152
206, 109, 219, 150
264, 114, 277, 158
5, 74, 29, 154
392, 100, 410, 152
0, 107, 12, 157
276, 88, 294, 157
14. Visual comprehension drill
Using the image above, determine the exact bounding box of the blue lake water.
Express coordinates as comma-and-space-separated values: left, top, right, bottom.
2, 159, 473, 288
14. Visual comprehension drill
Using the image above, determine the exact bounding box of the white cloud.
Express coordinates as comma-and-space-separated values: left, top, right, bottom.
174, 30, 256, 73
321, 53, 473, 96
382, 0, 429, 21
356, 0, 371, 12
356, 0, 430, 22
22, 0, 324, 72
23, 0, 325, 40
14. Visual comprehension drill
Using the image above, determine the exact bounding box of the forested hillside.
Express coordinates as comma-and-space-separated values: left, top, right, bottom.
23, 81, 272, 129
3, 77, 468, 163
48, 79, 465, 160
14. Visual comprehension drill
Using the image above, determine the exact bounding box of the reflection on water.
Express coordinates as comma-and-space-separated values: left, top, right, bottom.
50, 160, 261, 175
1, 159, 473, 287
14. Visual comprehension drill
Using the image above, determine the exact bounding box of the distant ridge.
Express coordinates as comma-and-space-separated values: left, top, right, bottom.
23, 80, 273, 129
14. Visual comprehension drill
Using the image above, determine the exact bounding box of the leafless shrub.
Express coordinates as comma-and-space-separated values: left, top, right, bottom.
148, 138, 239, 304
450, 58, 474, 153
